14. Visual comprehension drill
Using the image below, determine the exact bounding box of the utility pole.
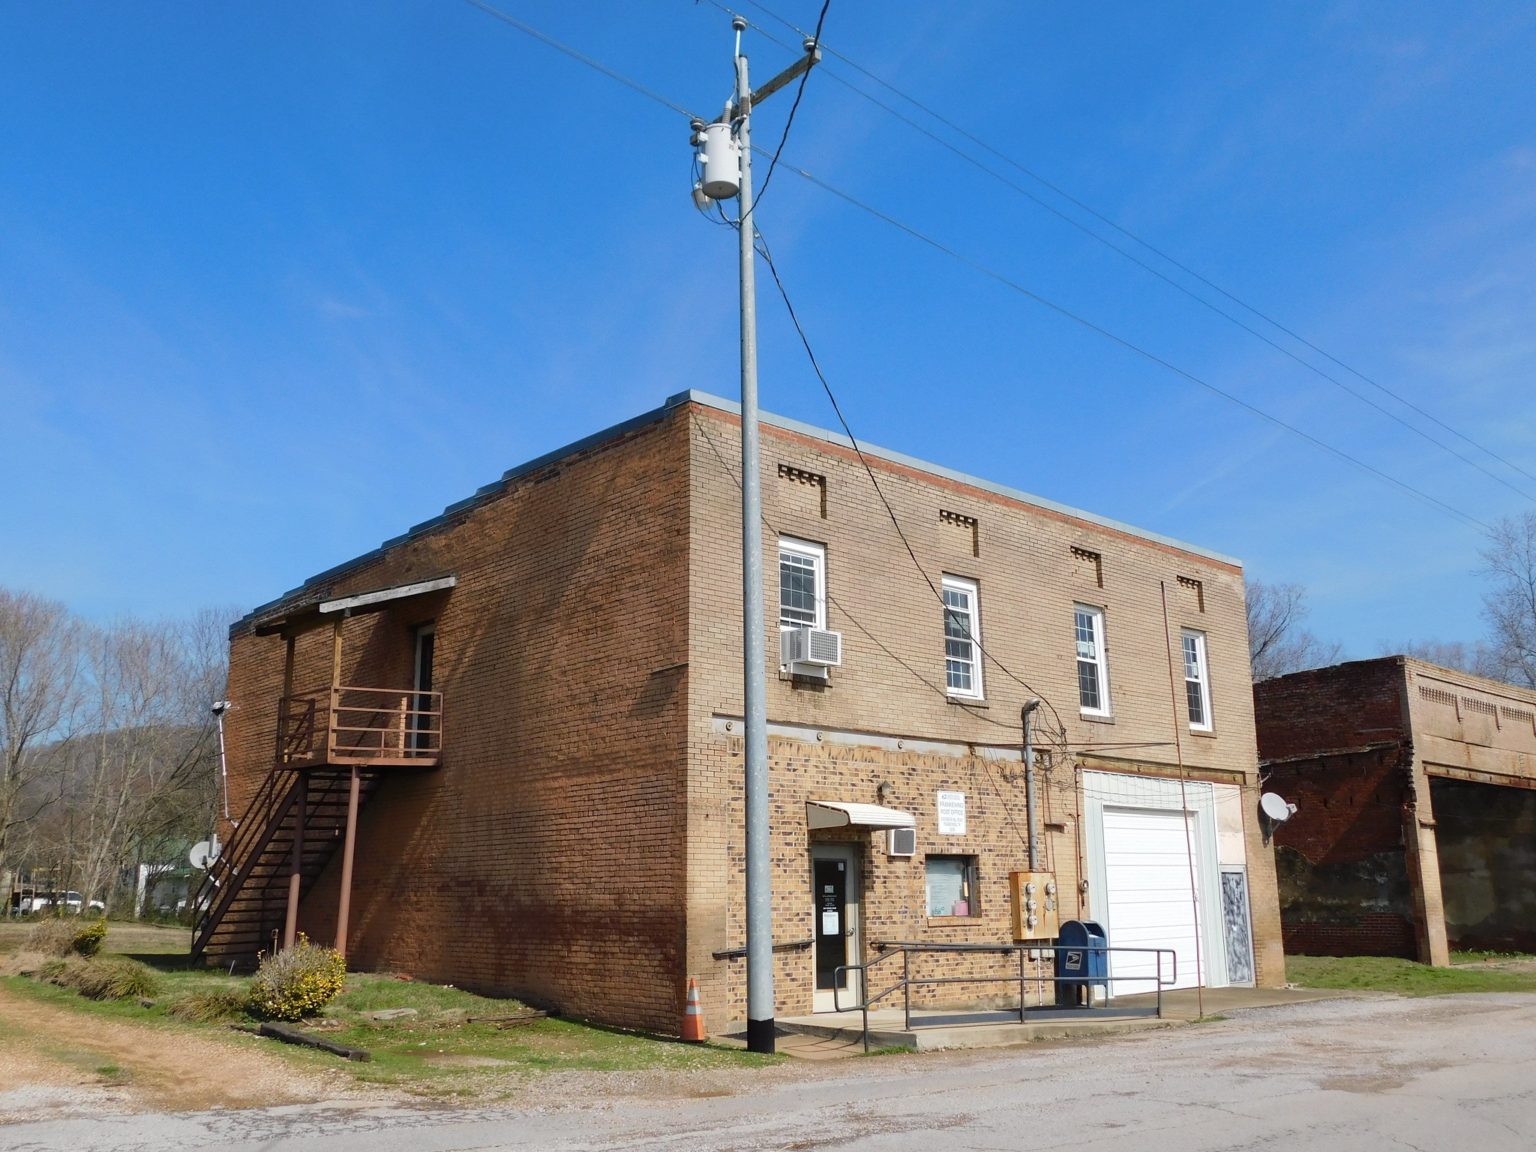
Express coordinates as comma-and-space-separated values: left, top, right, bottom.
692, 17, 820, 1056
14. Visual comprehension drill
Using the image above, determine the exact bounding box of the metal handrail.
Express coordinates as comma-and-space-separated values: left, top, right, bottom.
832, 941, 1179, 1052
190, 765, 289, 954
278, 685, 443, 765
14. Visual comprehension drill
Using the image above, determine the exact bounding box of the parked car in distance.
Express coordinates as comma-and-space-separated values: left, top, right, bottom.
11, 891, 105, 914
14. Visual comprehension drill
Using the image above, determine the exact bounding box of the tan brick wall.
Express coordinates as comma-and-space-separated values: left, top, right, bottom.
224, 415, 692, 1032
224, 395, 1281, 1041
684, 402, 1282, 1023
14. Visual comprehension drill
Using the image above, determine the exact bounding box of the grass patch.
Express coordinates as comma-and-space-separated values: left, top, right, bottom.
304, 991, 781, 1092
1287, 954, 1536, 996
3, 937, 778, 1098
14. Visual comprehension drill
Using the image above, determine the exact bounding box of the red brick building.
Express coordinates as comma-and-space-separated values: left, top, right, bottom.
1255, 657, 1536, 963
202, 392, 1284, 1034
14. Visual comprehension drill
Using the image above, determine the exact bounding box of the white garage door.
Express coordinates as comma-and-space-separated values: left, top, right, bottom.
1102, 807, 1204, 992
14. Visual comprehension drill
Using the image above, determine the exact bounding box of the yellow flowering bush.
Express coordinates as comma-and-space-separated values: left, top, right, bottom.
247, 934, 346, 1021
71, 917, 108, 957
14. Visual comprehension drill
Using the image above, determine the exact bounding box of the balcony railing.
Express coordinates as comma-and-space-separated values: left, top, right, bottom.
277, 685, 442, 769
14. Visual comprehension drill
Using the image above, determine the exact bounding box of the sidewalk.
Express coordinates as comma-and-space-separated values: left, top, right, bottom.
717, 985, 1353, 1058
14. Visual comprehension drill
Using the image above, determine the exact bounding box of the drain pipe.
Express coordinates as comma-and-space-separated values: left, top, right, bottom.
1022, 699, 1042, 871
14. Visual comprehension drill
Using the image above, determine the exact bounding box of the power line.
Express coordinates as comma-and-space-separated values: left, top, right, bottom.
759, 153, 1494, 534
743, 0, 829, 220
690, 408, 1025, 736
753, 225, 1073, 735
464, 0, 1494, 532
721, 0, 1536, 493
461, 0, 698, 119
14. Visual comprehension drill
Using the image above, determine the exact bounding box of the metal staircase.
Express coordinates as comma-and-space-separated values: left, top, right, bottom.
191, 767, 382, 967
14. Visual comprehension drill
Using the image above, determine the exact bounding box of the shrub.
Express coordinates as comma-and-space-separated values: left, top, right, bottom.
24, 918, 79, 958
248, 935, 346, 1021
26, 916, 108, 958
169, 987, 251, 1023
40, 955, 161, 1001
71, 918, 108, 957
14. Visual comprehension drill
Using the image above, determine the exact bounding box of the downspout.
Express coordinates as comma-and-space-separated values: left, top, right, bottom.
1022, 699, 1042, 871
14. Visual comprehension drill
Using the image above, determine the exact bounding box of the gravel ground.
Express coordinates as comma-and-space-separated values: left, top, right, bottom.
4, 992, 1535, 1151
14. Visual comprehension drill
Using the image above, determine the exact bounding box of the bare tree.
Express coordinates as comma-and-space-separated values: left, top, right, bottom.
1246, 579, 1343, 682
0, 591, 79, 898
1380, 639, 1498, 677
67, 615, 223, 909
1482, 512, 1536, 688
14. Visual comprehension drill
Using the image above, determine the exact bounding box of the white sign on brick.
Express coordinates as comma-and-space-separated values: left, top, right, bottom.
936, 790, 967, 835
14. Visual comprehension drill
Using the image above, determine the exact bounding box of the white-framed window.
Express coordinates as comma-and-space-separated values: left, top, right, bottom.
1074, 604, 1111, 716
925, 855, 980, 917
1183, 629, 1213, 731
778, 537, 825, 630
942, 575, 983, 699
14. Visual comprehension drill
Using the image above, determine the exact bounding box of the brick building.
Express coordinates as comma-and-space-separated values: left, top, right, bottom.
201, 391, 1284, 1034
1255, 657, 1536, 963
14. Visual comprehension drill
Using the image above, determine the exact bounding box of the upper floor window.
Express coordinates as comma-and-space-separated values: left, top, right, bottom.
778, 537, 825, 630
1075, 604, 1111, 716
1183, 629, 1213, 731
943, 576, 983, 699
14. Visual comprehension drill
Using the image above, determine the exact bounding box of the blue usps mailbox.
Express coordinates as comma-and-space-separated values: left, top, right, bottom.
1054, 919, 1109, 1007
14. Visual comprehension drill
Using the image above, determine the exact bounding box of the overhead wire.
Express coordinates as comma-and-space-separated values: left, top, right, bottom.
717, 0, 1536, 493
752, 224, 1075, 736
742, 0, 830, 220
461, 0, 699, 118
757, 153, 1496, 534
464, 0, 1496, 535
692, 407, 1171, 756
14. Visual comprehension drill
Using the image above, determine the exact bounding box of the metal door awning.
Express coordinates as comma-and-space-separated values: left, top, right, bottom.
807, 801, 915, 829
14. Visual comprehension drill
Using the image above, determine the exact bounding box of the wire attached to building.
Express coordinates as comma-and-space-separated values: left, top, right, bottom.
752, 225, 1075, 736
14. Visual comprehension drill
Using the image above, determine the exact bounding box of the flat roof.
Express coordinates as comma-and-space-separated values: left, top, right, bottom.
234, 390, 1240, 635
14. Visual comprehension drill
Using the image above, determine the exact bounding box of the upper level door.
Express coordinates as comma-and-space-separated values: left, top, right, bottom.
411, 625, 435, 751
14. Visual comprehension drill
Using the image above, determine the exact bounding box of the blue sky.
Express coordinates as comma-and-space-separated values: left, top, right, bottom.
2, 2, 1533, 658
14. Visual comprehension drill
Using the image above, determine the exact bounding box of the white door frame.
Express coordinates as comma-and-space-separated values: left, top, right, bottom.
1082, 771, 1228, 989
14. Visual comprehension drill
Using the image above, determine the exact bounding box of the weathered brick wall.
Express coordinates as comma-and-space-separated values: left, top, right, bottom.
225, 414, 692, 1032
1267, 747, 1417, 958
1255, 661, 1420, 957
684, 401, 1283, 1021
1253, 658, 1409, 761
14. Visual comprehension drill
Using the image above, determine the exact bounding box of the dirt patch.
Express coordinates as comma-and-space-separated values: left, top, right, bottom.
0, 982, 378, 1119
423, 1054, 513, 1068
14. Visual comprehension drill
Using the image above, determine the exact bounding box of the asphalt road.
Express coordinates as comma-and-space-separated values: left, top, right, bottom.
5, 994, 1534, 1151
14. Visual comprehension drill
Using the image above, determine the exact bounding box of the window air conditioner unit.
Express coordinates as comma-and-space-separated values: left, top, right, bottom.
781, 626, 843, 668
888, 827, 916, 857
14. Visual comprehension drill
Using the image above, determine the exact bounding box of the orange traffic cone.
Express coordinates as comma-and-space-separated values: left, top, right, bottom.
681, 977, 706, 1042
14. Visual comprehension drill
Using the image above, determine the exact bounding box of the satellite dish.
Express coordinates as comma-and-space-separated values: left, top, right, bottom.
1260, 792, 1297, 822
189, 839, 220, 870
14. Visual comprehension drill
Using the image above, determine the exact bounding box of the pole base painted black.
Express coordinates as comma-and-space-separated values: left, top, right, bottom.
746, 1016, 776, 1054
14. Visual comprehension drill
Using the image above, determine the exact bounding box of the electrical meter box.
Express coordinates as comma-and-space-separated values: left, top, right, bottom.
1009, 871, 1060, 940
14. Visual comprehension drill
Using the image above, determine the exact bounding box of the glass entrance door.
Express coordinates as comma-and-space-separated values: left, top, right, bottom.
811, 845, 860, 1012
